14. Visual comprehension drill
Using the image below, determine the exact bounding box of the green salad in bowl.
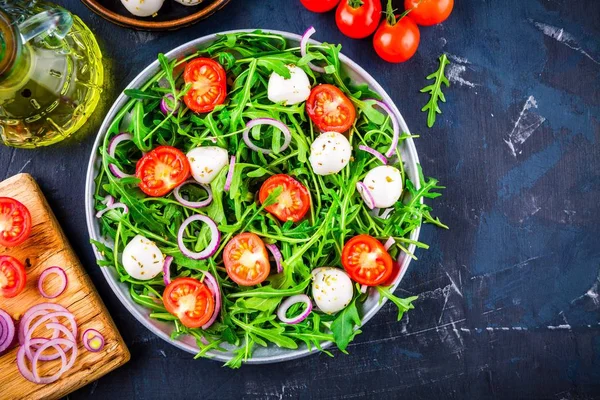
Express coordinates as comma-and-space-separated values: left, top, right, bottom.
86, 28, 446, 367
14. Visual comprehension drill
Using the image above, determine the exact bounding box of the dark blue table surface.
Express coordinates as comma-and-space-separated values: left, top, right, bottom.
3, 0, 599, 398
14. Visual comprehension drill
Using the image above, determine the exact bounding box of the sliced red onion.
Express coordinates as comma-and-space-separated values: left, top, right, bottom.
0, 309, 15, 354
96, 195, 129, 218
173, 180, 213, 208
31, 338, 78, 383
160, 93, 180, 116
301, 26, 325, 73
384, 237, 395, 251
367, 99, 400, 158
243, 118, 292, 154
177, 215, 220, 260
201, 271, 221, 330
18, 303, 68, 345
356, 182, 375, 210
360, 285, 368, 294
17, 343, 67, 384
24, 311, 77, 361
108, 133, 135, 178
224, 155, 236, 192
35, 323, 76, 361
266, 244, 283, 274
163, 256, 173, 286
82, 329, 105, 352
38, 266, 68, 299
380, 208, 394, 219
277, 294, 313, 325
359, 145, 388, 165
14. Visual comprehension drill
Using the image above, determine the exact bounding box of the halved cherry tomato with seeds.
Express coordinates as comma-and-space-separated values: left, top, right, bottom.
224, 233, 270, 286
183, 58, 227, 114
163, 277, 215, 328
306, 84, 356, 133
136, 146, 190, 197
0, 197, 31, 248
342, 235, 393, 286
259, 174, 310, 223
0, 255, 26, 298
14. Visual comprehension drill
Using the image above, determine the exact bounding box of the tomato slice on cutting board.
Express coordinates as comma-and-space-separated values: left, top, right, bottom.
342, 234, 393, 286
224, 233, 270, 287
0, 197, 31, 248
306, 84, 356, 133
183, 58, 227, 114
163, 277, 215, 328
136, 146, 190, 197
0, 255, 26, 298
259, 174, 310, 223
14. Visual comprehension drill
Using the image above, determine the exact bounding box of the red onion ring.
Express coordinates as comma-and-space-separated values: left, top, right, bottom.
360, 285, 368, 294
356, 182, 375, 210
366, 99, 400, 158
380, 208, 394, 219
201, 271, 221, 330
358, 145, 388, 165
18, 303, 68, 345
96, 195, 129, 218
17, 343, 67, 384
300, 26, 325, 73
33, 323, 76, 361
277, 294, 313, 325
173, 180, 213, 208
0, 309, 14, 354
266, 244, 283, 274
384, 237, 395, 250
242, 118, 292, 154
32, 338, 78, 383
24, 311, 77, 361
108, 133, 135, 178
82, 329, 105, 352
224, 155, 236, 192
177, 215, 220, 260
160, 93, 180, 116
38, 266, 68, 299
163, 256, 173, 286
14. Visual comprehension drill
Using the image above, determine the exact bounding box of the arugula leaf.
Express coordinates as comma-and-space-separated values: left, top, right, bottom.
420, 54, 450, 128
331, 298, 362, 352
377, 287, 418, 321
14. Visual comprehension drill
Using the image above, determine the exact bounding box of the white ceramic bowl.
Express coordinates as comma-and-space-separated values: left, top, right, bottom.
85, 29, 421, 364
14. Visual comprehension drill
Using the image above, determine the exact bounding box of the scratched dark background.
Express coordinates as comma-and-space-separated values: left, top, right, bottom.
1, 0, 599, 398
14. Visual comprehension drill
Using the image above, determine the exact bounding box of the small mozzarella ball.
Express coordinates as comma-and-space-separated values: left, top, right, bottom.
312, 267, 354, 314
187, 146, 229, 184
267, 65, 311, 106
309, 132, 352, 175
122, 235, 165, 280
363, 166, 403, 208
121, 0, 164, 17
173, 0, 202, 6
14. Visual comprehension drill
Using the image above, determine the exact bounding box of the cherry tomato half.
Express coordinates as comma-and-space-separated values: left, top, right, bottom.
342, 235, 393, 286
300, 0, 340, 13
0, 255, 26, 298
163, 277, 215, 328
405, 0, 454, 26
183, 58, 227, 114
224, 233, 270, 286
373, 16, 420, 63
336, 0, 382, 39
259, 174, 311, 223
306, 84, 356, 133
0, 197, 31, 248
136, 146, 190, 197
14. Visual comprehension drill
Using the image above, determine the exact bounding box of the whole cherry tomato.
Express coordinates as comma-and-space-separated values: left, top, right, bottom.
405, 0, 454, 26
373, 15, 420, 63
300, 0, 340, 13
335, 0, 382, 39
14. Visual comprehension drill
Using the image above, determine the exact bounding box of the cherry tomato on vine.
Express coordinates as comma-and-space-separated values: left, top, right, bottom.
306, 84, 356, 133
300, 0, 340, 13
373, 15, 420, 63
163, 277, 215, 328
335, 0, 382, 39
183, 58, 227, 114
136, 146, 190, 197
0, 255, 26, 298
405, 0, 454, 26
342, 235, 393, 286
0, 197, 31, 248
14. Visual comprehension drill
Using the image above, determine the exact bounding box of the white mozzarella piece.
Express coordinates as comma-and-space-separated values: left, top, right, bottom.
309, 131, 352, 175
363, 166, 403, 208
122, 235, 165, 280
187, 146, 229, 184
312, 267, 354, 314
267, 65, 311, 106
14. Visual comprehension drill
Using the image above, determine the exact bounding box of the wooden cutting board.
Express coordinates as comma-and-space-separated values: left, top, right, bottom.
0, 173, 130, 400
